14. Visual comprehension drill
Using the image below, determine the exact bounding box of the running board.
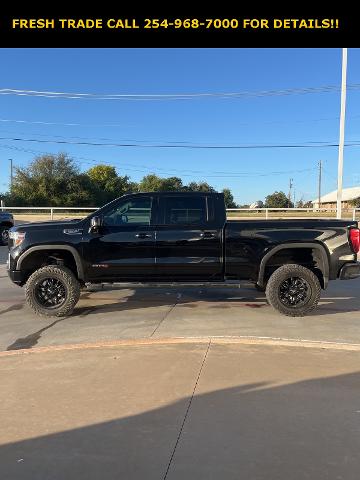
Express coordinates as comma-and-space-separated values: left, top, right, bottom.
85, 281, 255, 289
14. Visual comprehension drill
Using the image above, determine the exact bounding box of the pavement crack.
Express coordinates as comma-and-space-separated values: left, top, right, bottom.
163, 339, 212, 480
150, 293, 181, 337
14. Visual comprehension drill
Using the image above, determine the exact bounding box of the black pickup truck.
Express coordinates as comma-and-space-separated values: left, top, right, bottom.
6, 191, 360, 317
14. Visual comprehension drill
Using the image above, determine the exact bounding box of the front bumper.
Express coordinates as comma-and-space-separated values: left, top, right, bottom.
7, 253, 24, 286
339, 262, 360, 280
7, 269, 24, 286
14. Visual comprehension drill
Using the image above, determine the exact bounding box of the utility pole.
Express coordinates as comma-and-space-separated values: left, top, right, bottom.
288, 178, 293, 206
9, 158, 13, 191
337, 48, 348, 219
318, 160, 322, 210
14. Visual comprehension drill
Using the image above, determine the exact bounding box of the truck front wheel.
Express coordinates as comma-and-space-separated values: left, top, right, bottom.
265, 264, 321, 317
25, 265, 81, 317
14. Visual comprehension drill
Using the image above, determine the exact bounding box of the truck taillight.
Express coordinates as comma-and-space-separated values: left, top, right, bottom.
349, 228, 360, 253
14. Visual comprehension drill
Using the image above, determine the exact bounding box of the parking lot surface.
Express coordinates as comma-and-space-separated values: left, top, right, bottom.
2, 242, 360, 480
1, 246, 360, 351
1, 342, 360, 480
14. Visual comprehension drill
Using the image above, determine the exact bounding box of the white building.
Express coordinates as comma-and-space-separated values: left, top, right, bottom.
312, 186, 360, 209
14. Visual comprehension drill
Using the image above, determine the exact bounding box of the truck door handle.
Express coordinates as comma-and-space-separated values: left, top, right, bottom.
199, 232, 216, 238
135, 233, 152, 239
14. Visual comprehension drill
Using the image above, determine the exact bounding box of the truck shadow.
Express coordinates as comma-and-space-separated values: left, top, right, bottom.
74, 286, 269, 317
73, 285, 360, 318
1, 371, 360, 479
5, 286, 360, 351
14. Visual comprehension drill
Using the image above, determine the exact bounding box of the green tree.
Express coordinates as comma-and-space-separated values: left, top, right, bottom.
1, 155, 240, 211
138, 174, 164, 192
7, 153, 96, 206
186, 181, 215, 192
296, 197, 312, 208
138, 174, 183, 192
87, 165, 117, 188
265, 191, 294, 208
86, 164, 135, 204
222, 188, 237, 208
349, 197, 360, 208
160, 176, 183, 191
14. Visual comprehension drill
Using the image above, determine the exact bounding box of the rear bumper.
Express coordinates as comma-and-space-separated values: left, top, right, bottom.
339, 262, 360, 280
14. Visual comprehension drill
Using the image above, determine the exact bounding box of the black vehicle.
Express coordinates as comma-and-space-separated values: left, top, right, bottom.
6, 191, 360, 317
0, 211, 14, 245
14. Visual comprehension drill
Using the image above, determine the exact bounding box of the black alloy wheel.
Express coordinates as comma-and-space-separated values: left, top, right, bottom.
34, 277, 67, 309
265, 264, 321, 317
278, 276, 310, 308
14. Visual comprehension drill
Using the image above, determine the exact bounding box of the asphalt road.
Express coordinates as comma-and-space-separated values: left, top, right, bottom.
1, 246, 360, 351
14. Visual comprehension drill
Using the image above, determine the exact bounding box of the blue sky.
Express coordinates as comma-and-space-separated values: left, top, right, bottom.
0, 48, 360, 205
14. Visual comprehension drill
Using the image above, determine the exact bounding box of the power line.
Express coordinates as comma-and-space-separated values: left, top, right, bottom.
0, 128, 354, 147
1, 114, 360, 130
2, 84, 360, 101
2, 135, 360, 150
0, 128, 198, 145
0, 118, 134, 128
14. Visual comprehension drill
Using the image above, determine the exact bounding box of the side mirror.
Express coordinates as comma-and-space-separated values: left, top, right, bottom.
89, 216, 103, 233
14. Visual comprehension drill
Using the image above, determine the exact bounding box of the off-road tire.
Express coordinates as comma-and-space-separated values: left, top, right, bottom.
25, 265, 81, 317
265, 264, 321, 317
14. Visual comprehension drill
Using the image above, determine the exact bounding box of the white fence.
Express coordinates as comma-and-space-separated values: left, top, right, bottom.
1, 206, 360, 221
227, 207, 360, 221
0, 206, 98, 220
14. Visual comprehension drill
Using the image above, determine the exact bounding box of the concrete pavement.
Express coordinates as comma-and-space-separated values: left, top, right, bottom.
2, 242, 360, 479
1, 341, 360, 479
1, 246, 360, 351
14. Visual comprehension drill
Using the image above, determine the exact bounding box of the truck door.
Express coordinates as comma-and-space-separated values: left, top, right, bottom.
82, 195, 156, 281
155, 194, 223, 280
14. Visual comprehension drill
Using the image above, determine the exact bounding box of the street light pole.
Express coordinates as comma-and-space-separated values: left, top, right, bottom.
288, 178, 293, 206
337, 48, 348, 219
318, 160, 322, 210
9, 158, 13, 191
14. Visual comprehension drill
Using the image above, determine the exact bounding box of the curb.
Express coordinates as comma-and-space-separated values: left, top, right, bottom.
1, 335, 360, 357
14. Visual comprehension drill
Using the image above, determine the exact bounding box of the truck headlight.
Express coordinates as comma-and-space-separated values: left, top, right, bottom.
9, 231, 26, 247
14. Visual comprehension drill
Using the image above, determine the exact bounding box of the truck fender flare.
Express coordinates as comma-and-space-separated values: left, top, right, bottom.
257, 242, 329, 289
16, 245, 84, 280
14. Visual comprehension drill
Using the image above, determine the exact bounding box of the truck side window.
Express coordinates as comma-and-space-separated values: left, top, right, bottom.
103, 197, 152, 226
162, 196, 207, 225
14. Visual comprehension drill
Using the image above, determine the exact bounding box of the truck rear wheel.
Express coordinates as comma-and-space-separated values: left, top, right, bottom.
25, 265, 81, 317
265, 264, 321, 317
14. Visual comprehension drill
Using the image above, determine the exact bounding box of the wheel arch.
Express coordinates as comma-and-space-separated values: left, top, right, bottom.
16, 245, 84, 281
257, 242, 329, 289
